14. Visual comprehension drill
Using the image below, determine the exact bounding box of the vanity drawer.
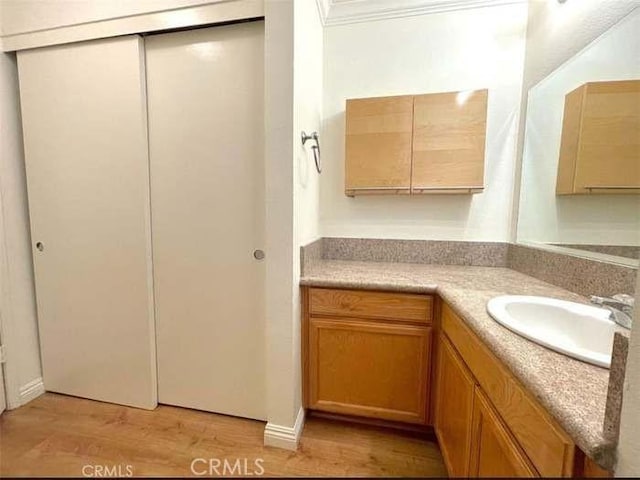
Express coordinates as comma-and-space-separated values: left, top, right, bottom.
441, 303, 575, 478
309, 288, 433, 324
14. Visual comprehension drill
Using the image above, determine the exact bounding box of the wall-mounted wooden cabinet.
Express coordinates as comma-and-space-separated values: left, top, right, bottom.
345, 90, 488, 196
556, 80, 640, 195
412, 91, 487, 193
345, 95, 414, 195
302, 288, 433, 425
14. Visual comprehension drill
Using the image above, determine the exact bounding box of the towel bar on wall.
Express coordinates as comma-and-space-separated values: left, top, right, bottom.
301, 131, 322, 174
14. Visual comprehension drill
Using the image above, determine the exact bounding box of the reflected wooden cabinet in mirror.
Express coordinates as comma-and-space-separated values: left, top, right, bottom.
556, 80, 640, 195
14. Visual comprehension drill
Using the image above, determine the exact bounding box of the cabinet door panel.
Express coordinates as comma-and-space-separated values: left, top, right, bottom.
441, 303, 575, 477
345, 95, 413, 194
308, 318, 431, 424
412, 90, 487, 190
470, 388, 539, 478
574, 81, 640, 192
434, 334, 475, 477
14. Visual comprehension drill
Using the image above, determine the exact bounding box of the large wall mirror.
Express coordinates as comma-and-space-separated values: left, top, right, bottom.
517, 8, 640, 267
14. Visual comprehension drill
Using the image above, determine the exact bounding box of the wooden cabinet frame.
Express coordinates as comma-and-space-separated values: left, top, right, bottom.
302, 287, 433, 426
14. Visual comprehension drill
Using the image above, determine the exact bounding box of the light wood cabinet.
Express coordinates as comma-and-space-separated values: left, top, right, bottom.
557, 80, 640, 195
308, 318, 431, 424
301, 288, 608, 477
344, 90, 488, 196
345, 95, 414, 195
412, 90, 487, 193
303, 288, 433, 425
434, 334, 476, 477
469, 387, 538, 478
309, 288, 433, 323
440, 303, 574, 477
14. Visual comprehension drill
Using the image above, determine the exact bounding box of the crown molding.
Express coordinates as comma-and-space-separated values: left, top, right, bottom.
315, 0, 331, 24
315, 0, 526, 26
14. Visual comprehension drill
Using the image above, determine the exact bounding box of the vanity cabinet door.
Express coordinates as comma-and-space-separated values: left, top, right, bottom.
434, 334, 476, 477
469, 388, 539, 478
344, 95, 414, 196
308, 318, 431, 424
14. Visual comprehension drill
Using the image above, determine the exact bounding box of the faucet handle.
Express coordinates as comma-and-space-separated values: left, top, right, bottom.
590, 294, 632, 310
590, 295, 608, 305
612, 293, 634, 307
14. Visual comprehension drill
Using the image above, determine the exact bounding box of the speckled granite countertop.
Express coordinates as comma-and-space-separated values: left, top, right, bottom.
300, 260, 618, 470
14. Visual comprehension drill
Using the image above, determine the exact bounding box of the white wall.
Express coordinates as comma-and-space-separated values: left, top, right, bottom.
521, 0, 640, 91
518, 9, 640, 247
294, 1, 322, 249
264, 0, 321, 442
291, 0, 322, 424
0, 50, 42, 408
263, 0, 297, 434
319, 4, 527, 241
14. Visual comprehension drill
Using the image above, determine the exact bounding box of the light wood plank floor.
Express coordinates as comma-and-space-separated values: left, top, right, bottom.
0, 393, 446, 477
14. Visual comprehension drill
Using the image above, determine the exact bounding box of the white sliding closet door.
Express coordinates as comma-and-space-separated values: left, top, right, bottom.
18, 37, 157, 409
146, 22, 266, 420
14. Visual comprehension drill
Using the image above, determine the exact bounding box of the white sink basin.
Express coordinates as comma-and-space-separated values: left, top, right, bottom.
487, 295, 617, 368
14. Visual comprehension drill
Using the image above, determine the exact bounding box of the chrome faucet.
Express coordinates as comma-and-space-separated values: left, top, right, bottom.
590, 294, 635, 329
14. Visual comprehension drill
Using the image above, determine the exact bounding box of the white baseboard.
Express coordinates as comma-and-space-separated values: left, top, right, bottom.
263, 407, 305, 451
18, 377, 45, 405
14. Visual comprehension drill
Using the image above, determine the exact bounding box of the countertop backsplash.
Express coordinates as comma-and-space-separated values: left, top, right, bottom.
302, 238, 637, 297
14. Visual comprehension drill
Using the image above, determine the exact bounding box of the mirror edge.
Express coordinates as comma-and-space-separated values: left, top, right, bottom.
519, 241, 639, 269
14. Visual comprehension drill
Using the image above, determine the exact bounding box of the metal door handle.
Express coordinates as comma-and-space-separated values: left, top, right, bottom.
36, 242, 44, 252
253, 249, 265, 260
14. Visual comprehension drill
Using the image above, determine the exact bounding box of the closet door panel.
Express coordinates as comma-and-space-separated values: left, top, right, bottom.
17, 37, 157, 409
146, 22, 266, 420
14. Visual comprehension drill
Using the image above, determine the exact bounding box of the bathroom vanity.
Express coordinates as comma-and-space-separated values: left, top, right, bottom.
301, 262, 618, 478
